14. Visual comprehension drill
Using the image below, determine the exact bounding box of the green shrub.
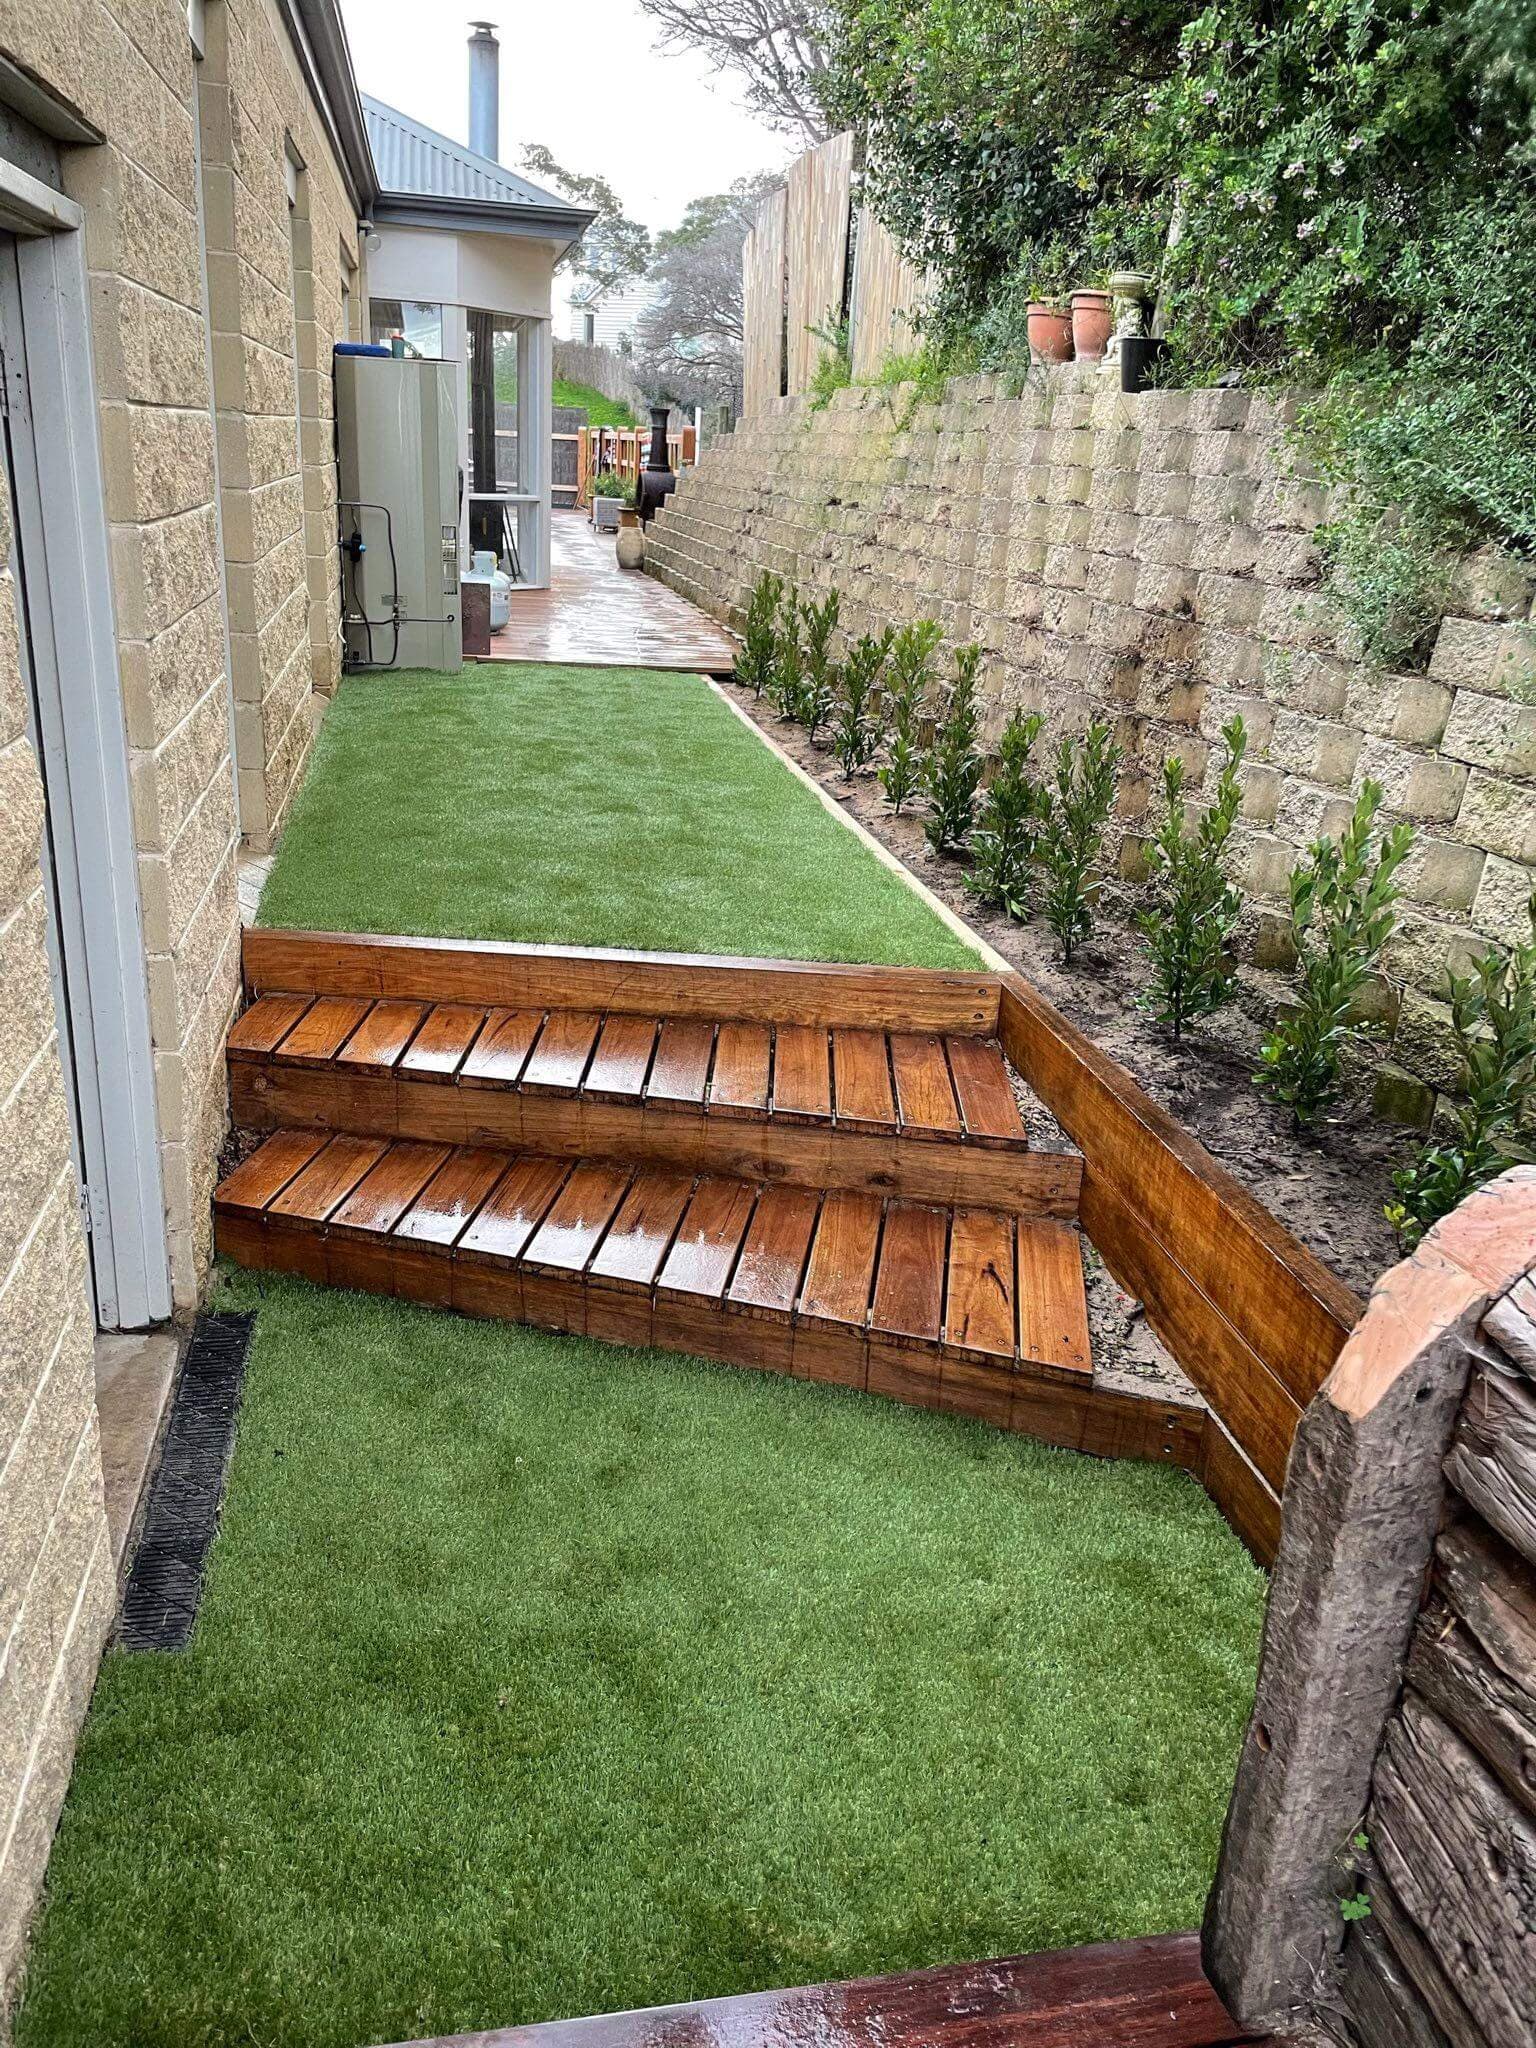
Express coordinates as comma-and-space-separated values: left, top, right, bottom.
833, 629, 892, 777
767, 586, 805, 721
590, 470, 632, 502
808, 316, 853, 411
1256, 783, 1415, 1128
923, 645, 985, 854
965, 709, 1045, 911
1386, 895, 1536, 1247
1037, 720, 1122, 964
736, 570, 783, 697
799, 591, 841, 743
1136, 718, 1249, 1041
879, 619, 943, 813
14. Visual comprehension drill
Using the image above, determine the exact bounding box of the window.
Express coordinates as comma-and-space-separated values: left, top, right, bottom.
581, 310, 595, 345
369, 298, 444, 358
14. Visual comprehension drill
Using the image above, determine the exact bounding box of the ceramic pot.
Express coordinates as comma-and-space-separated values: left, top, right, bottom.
1026, 302, 1072, 364
1070, 289, 1114, 362
615, 523, 645, 571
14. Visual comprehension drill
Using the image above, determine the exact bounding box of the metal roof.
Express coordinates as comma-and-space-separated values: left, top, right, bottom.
363, 95, 584, 217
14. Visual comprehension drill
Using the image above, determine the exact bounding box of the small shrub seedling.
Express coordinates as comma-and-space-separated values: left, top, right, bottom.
1137, 716, 1249, 1041
799, 590, 841, 743
1386, 892, 1536, 1246
767, 585, 806, 721
833, 629, 892, 778
1256, 781, 1415, 1128
736, 570, 783, 697
1037, 720, 1123, 964
879, 619, 942, 813
923, 644, 986, 854
966, 708, 1045, 913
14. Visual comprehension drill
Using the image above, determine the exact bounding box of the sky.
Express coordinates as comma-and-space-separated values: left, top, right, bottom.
338, 1, 791, 328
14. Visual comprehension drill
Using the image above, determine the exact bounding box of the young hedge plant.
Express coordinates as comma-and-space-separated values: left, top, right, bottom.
965, 708, 1045, 913
879, 619, 942, 813
1256, 781, 1415, 1128
1038, 720, 1123, 964
767, 585, 805, 722
736, 570, 782, 697
1386, 893, 1536, 1247
1136, 716, 1248, 1041
923, 644, 985, 854
799, 590, 841, 744
833, 629, 892, 778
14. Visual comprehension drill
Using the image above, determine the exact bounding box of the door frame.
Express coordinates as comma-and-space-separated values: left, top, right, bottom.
0, 154, 170, 1328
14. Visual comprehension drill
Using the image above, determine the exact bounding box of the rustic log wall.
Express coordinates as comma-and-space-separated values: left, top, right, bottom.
1204, 1167, 1536, 2046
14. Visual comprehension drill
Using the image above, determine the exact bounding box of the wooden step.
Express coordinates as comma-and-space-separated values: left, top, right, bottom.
228, 995, 1081, 1217
212, 1131, 1189, 1462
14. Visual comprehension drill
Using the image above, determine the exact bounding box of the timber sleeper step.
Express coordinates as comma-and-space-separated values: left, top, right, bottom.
214, 1130, 1097, 1419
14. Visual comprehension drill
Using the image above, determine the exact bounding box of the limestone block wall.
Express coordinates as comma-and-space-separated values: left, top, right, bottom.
648, 372, 1536, 1119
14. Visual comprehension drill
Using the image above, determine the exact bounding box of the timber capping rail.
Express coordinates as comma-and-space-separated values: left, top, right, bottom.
237, 932, 1362, 1562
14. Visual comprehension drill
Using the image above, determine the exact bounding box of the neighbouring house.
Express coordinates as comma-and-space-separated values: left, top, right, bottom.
0, 0, 580, 1999
567, 275, 658, 353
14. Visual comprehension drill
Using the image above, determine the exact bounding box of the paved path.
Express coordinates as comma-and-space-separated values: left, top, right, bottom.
489, 510, 738, 673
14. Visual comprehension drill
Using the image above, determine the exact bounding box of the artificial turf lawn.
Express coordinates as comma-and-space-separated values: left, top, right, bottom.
253, 663, 980, 968
19, 1274, 1266, 2048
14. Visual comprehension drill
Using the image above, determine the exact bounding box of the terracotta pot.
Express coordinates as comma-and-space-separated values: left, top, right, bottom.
1071, 289, 1114, 362
1026, 302, 1073, 364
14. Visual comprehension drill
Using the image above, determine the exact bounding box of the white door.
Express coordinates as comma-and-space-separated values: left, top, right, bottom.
0, 215, 170, 1329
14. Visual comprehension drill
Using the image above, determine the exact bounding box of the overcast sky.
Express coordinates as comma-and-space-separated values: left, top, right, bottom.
338, 1, 790, 237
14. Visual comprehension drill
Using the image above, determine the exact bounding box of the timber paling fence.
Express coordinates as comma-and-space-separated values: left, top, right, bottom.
742, 132, 928, 416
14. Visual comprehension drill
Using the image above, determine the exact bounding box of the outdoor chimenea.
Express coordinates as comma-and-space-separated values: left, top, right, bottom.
634, 404, 676, 525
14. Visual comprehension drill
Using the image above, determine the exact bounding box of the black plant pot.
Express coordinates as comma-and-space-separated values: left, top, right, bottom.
1120, 334, 1166, 394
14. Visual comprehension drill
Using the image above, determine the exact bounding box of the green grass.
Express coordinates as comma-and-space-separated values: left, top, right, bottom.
553, 377, 641, 429
18, 1274, 1265, 2048
255, 664, 979, 968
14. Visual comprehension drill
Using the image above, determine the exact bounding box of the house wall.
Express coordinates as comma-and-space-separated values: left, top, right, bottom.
367, 221, 556, 320
0, 0, 365, 2003
648, 371, 1536, 1120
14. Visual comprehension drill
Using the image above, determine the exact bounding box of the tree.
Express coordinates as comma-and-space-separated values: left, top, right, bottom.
633, 174, 782, 408
636, 0, 829, 141
520, 145, 651, 290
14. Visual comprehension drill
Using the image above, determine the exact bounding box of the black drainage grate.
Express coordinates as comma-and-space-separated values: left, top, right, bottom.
117, 1310, 255, 1652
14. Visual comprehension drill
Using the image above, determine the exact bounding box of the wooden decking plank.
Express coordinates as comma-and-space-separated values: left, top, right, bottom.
519, 1010, 602, 1095
393, 1147, 510, 1245
945, 1207, 1017, 1364
459, 1155, 572, 1262
655, 1175, 757, 1300
227, 993, 313, 1056
336, 1000, 428, 1070
588, 1170, 695, 1290
330, 1142, 452, 1235
581, 1014, 658, 1102
727, 1185, 822, 1321
1017, 1220, 1093, 1378
832, 1029, 898, 1133
890, 1032, 963, 1139
459, 1009, 544, 1087
273, 995, 373, 1064
212, 1129, 329, 1211
945, 1035, 1028, 1147
709, 1022, 772, 1118
267, 1134, 387, 1220
771, 1023, 831, 1124
870, 1202, 948, 1344
522, 1162, 634, 1274
798, 1190, 882, 1329
398, 1003, 487, 1078
646, 1017, 715, 1108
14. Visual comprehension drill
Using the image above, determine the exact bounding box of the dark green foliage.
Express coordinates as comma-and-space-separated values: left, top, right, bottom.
1386, 895, 1536, 1246
1136, 718, 1249, 1041
923, 644, 986, 855
1037, 720, 1123, 964
833, 629, 892, 777
767, 585, 806, 721
1256, 783, 1415, 1128
879, 619, 943, 813
799, 590, 842, 742
965, 709, 1045, 911
737, 570, 783, 697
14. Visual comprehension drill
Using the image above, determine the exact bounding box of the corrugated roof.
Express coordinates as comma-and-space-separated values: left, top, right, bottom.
362, 95, 581, 213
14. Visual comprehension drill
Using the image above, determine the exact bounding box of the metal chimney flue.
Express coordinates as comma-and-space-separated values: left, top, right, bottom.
468, 21, 499, 161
